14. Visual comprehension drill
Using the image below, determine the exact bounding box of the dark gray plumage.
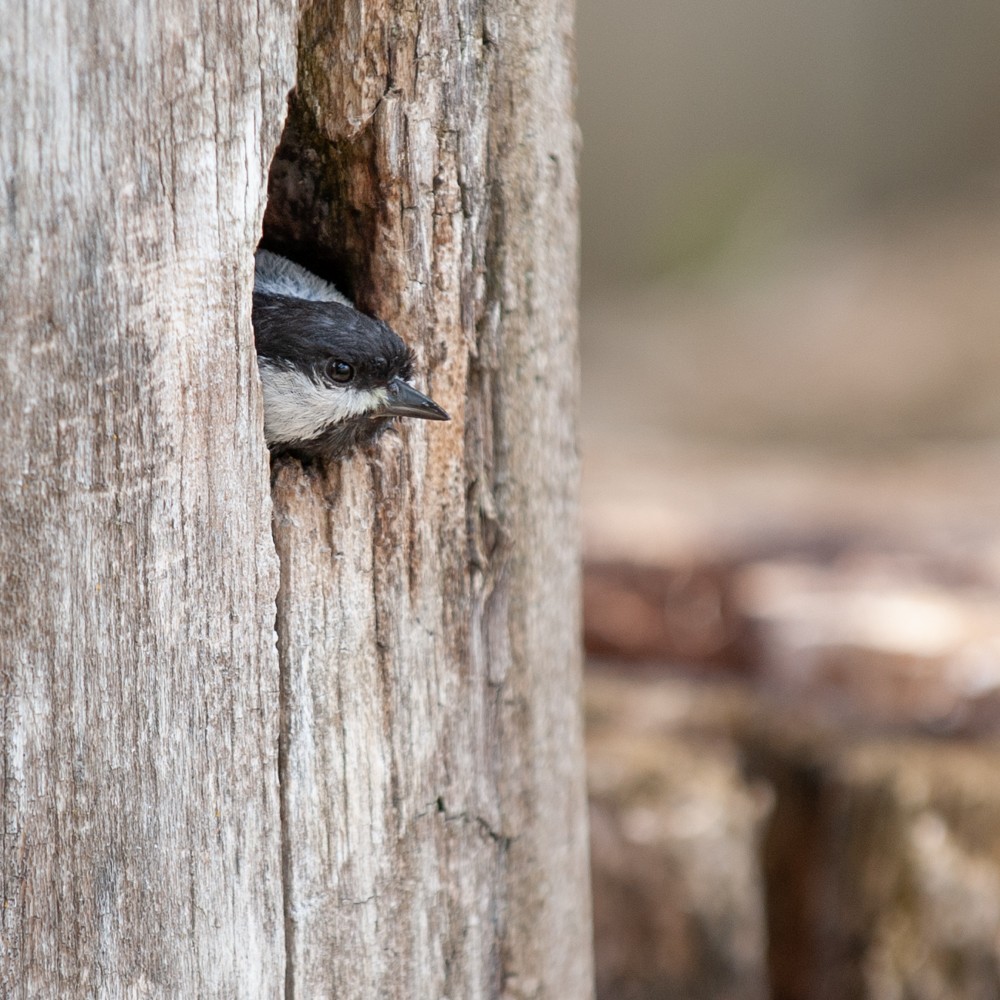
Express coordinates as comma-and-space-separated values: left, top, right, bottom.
252, 251, 448, 461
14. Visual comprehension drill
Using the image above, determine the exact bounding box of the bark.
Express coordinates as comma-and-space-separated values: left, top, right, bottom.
0, 1, 295, 995
266, 0, 591, 995
1, 0, 592, 996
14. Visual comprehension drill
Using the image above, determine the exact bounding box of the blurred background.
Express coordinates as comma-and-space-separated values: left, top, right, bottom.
574, 3, 1000, 998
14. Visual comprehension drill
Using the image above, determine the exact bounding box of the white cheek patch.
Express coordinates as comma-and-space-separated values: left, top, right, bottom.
254, 250, 352, 306
258, 361, 388, 445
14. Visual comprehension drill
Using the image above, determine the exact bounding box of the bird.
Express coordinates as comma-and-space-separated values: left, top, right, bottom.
252, 250, 449, 461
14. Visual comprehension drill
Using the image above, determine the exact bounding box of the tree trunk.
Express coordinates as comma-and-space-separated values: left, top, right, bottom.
0, 1, 296, 996
1, 0, 592, 996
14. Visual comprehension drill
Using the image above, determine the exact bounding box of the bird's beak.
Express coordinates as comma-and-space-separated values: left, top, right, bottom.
382, 377, 450, 421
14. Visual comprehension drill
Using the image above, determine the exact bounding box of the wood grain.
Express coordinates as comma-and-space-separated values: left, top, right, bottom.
0, 1, 296, 994
1, 0, 592, 995
266, 0, 593, 996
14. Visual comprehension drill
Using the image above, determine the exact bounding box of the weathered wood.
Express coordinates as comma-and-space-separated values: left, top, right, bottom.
266, 0, 593, 996
0, 1, 295, 995
2, 0, 591, 995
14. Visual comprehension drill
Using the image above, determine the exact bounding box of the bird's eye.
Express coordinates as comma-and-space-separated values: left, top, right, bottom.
327, 360, 354, 384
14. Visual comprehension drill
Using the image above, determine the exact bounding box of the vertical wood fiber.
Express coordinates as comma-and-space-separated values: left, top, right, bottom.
0, 1, 296, 995
0, 0, 591, 995
268, 0, 593, 996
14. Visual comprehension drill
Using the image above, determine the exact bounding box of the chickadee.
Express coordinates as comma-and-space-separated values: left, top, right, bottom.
252, 250, 449, 460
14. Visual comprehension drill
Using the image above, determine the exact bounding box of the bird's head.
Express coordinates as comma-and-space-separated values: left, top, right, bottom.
253, 292, 449, 460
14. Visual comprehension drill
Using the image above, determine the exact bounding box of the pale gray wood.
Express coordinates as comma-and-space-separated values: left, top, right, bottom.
267, 0, 594, 996
0, 1, 296, 996
2, 0, 591, 995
